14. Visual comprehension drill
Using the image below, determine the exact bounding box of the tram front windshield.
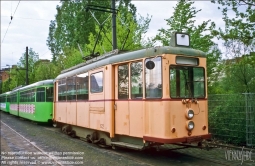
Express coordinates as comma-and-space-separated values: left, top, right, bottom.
170, 66, 205, 98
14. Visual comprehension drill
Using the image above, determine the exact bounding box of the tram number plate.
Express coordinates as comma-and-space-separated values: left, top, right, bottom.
187, 136, 202, 143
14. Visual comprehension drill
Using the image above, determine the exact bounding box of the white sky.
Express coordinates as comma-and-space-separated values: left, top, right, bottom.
1, 1, 224, 69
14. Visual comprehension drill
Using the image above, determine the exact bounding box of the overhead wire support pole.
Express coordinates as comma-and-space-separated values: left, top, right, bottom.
112, 0, 117, 50
85, 0, 118, 51
26, 47, 29, 85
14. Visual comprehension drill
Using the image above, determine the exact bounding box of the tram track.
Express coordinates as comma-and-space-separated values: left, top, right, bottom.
1, 120, 64, 166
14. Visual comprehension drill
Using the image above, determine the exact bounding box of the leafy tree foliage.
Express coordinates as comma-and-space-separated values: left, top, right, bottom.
34, 61, 60, 81
84, 2, 151, 56
212, 0, 255, 93
16, 48, 39, 85
47, 0, 151, 69
47, 0, 111, 62
153, 0, 221, 93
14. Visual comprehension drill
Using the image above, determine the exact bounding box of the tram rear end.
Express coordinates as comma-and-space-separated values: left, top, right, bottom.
143, 32, 211, 145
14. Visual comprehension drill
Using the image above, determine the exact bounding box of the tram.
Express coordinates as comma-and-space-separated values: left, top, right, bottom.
0, 91, 11, 113
53, 32, 211, 149
9, 80, 54, 122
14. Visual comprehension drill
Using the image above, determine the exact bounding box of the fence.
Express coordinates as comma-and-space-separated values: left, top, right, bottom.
208, 93, 255, 147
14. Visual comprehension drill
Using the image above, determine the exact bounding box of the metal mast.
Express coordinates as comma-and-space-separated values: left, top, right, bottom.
111, 0, 117, 50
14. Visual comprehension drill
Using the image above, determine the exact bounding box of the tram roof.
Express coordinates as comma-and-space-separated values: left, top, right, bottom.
0, 91, 11, 96
55, 45, 206, 81
10, 79, 54, 93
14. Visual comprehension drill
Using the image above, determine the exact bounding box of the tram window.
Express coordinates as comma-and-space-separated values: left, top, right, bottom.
131, 61, 143, 99
58, 79, 66, 101
20, 91, 26, 102
7, 96, 10, 102
90, 72, 103, 93
46, 87, 54, 102
77, 72, 89, 100
170, 66, 205, 98
10, 94, 17, 102
0, 97, 3, 102
145, 57, 162, 98
118, 64, 129, 99
66, 76, 76, 101
36, 87, 45, 102
31, 89, 36, 102
20, 92, 23, 102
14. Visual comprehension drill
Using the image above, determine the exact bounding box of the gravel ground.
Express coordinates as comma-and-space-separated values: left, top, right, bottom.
1, 111, 254, 166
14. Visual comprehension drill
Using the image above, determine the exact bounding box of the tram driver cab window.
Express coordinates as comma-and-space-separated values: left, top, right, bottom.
145, 57, 162, 98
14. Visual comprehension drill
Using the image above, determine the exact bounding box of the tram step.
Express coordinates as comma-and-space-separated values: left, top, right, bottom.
111, 141, 144, 150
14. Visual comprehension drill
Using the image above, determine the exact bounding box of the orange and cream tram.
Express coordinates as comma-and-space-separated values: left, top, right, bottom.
53, 32, 211, 150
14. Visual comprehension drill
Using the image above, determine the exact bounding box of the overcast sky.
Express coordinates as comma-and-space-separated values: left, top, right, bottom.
1, 1, 224, 69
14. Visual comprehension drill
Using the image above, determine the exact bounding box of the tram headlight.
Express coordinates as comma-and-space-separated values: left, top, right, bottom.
186, 121, 195, 131
186, 109, 194, 119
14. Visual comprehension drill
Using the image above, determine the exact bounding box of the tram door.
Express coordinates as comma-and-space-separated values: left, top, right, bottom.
114, 64, 130, 135
89, 68, 105, 130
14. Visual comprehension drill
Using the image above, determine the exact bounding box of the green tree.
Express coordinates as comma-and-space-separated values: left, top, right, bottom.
84, 1, 151, 56
48, 0, 151, 70
47, 0, 113, 63
34, 61, 60, 81
212, 0, 255, 93
153, 0, 221, 93
17, 48, 39, 85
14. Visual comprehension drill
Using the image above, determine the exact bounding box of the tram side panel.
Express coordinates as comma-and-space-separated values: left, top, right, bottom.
54, 65, 114, 136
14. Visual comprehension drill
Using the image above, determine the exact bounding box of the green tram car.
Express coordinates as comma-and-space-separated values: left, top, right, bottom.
9, 79, 54, 122
0, 91, 11, 113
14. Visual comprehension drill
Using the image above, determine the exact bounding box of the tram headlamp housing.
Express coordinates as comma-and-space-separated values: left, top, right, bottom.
186, 121, 195, 131
186, 109, 194, 119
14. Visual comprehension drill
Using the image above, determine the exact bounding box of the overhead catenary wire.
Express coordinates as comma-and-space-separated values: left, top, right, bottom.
1, 1, 21, 43
1, 16, 51, 21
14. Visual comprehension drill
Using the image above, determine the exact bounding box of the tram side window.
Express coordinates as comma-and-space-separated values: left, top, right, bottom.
36, 87, 45, 102
20, 89, 35, 102
131, 61, 143, 99
58, 79, 66, 101
145, 57, 162, 98
118, 64, 129, 99
10, 94, 17, 102
66, 76, 76, 101
7, 96, 10, 102
46, 87, 54, 102
20, 91, 25, 102
77, 72, 89, 100
90, 72, 103, 93
0, 96, 4, 102
30, 89, 36, 102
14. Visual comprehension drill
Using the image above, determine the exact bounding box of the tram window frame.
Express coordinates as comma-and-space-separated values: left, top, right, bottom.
169, 65, 205, 98
46, 87, 54, 102
29, 89, 36, 102
76, 72, 89, 100
118, 64, 129, 99
131, 61, 143, 99
58, 79, 67, 101
90, 71, 103, 93
10, 94, 17, 102
66, 76, 76, 101
36, 87, 45, 102
145, 57, 162, 99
